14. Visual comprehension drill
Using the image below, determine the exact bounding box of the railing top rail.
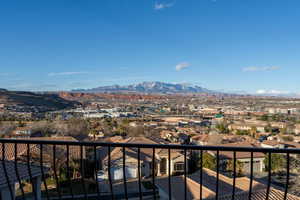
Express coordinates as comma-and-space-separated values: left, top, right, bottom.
1, 138, 300, 153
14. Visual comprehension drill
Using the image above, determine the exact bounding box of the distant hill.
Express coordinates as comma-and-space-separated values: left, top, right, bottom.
0, 90, 79, 111
72, 81, 213, 94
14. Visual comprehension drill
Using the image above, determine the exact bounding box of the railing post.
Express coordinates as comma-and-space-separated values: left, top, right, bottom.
0, 184, 15, 200
0, 139, 298, 200
2, 143, 15, 200
32, 176, 42, 200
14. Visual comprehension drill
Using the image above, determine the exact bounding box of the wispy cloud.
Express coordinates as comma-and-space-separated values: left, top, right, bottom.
48, 71, 89, 76
256, 89, 290, 95
6, 83, 58, 91
175, 62, 190, 71
154, 1, 174, 10
243, 66, 280, 72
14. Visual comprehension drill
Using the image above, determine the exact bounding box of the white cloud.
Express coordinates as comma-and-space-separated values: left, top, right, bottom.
154, 2, 174, 10
256, 89, 267, 94
243, 66, 280, 72
48, 71, 89, 76
256, 89, 290, 95
175, 62, 190, 71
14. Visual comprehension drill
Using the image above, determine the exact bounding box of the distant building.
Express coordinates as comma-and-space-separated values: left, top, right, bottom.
96, 137, 189, 181
11, 127, 32, 138
210, 142, 265, 174
294, 124, 300, 135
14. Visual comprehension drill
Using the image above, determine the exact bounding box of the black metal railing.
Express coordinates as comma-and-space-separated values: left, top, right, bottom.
0, 138, 299, 200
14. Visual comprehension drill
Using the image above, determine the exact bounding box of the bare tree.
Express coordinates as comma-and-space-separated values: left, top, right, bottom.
0, 122, 16, 137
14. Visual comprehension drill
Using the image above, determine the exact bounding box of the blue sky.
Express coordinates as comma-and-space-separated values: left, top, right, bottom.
0, 0, 300, 94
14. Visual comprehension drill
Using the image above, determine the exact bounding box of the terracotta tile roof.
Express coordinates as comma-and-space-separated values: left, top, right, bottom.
206, 188, 300, 200
156, 176, 215, 200
24, 137, 84, 161
99, 137, 184, 166
261, 140, 280, 146
0, 160, 45, 188
212, 142, 265, 159
0, 137, 84, 164
0, 143, 38, 161
162, 168, 300, 200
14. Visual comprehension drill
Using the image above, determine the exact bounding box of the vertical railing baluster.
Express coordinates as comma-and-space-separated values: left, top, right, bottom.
39, 144, 49, 200
168, 148, 171, 200
93, 146, 101, 199
232, 151, 236, 200
216, 150, 219, 200
108, 146, 114, 200
284, 153, 290, 200
1, 139, 295, 200
80, 144, 88, 200
248, 151, 254, 200
53, 145, 62, 200
200, 150, 203, 200
265, 152, 271, 200
27, 143, 37, 200
152, 147, 156, 200
66, 145, 74, 199
138, 148, 142, 200
14, 143, 26, 200
184, 149, 187, 200
2, 143, 14, 200
122, 146, 128, 200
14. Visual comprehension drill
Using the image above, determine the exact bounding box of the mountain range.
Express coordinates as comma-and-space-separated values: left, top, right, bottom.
72, 82, 214, 94
0, 89, 79, 110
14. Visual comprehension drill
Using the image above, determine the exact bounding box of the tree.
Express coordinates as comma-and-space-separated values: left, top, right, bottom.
216, 123, 229, 134
236, 130, 250, 136
250, 126, 257, 137
264, 154, 285, 172
202, 152, 216, 170
65, 118, 89, 140
31, 121, 55, 136
281, 135, 294, 142
18, 121, 25, 127
226, 159, 244, 176
264, 123, 272, 133
280, 128, 287, 135
260, 114, 269, 121
0, 122, 16, 136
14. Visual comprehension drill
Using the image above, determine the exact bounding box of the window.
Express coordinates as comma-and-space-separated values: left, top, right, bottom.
174, 162, 184, 171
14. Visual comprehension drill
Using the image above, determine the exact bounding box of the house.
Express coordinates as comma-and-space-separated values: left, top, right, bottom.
261, 140, 300, 149
160, 130, 181, 143
270, 122, 286, 129
24, 136, 85, 160
2, 136, 86, 177
0, 160, 47, 200
191, 134, 248, 146
11, 127, 32, 138
228, 123, 252, 131
295, 124, 300, 135
210, 142, 265, 174
228, 121, 267, 133
261, 140, 282, 148
191, 134, 210, 145
267, 107, 298, 115
156, 168, 298, 200
96, 137, 189, 181
88, 131, 105, 140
